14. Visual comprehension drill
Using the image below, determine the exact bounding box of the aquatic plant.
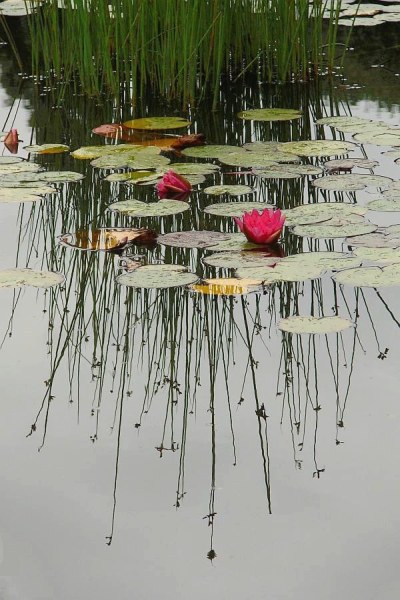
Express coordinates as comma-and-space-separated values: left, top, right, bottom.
234, 208, 285, 244
26, 0, 345, 105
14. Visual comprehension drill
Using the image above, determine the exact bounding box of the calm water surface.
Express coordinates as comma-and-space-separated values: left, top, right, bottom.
0, 26, 400, 600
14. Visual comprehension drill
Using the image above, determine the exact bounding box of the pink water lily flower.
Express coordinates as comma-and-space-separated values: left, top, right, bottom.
234, 208, 285, 245
156, 170, 192, 199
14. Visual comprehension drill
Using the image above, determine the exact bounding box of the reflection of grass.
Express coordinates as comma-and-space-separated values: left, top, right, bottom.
26, 0, 345, 105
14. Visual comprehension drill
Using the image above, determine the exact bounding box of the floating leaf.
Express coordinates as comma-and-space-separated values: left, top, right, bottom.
346, 229, 400, 249
24, 144, 70, 154
366, 198, 400, 211
203, 250, 281, 269
181, 145, 242, 159
278, 140, 356, 157
71, 144, 142, 160
316, 116, 374, 127
353, 130, 400, 145
157, 231, 229, 248
108, 199, 190, 217
190, 278, 263, 296
292, 221, 377, 239
237, 108, 302, 121
59, 228, 156, 251
36, 171, 84, 183
122, 117, 190, 130
104, 170, 154, 183
0, 268, 64, 289
313, 174, 391, 191
204, 201, 274, 217
255, 168, 300, 180
278, 316, 353, 334
256, 164, 323, 176
323, 158, 379, 171
204, 185, 254, 196
0, 156, 24, 165
284, 203, 367, 226
0, 161, 42, 174
353, 247, 400, 264
203, 233, 262, 252
116, 264, 198, 289
334, 264, 400, 287
243, 141, 281, 152
168, 162, 220, 175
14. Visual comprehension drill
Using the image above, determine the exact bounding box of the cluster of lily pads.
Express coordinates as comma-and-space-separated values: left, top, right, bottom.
321, 0, 400, 27
3, 110, 400, 334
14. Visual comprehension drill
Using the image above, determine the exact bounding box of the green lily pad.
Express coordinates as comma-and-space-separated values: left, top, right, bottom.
235, 251, 359, 283
313, 174, 391, 191
237, 108, 302, 121
71, 144, 142, 160
258, 164, 323, 176
204, 185, 254, 196
0, 189, 48, 203
255, 168, 301, 180
242, 141, 281, 152
346, 229, 400, 248
0, 162, 42, 174
334, 263, 400, 287
323, 158, 379, 170
0, 171, 83, 184
181, 145, 243, 159
353, 131, 400, 145
278, 140, 356, 157
218, 153, 279, 168
116, 264, 198, 289
122, 117, 190, 130
204, 233, 261, 252
316, 116, 374, 128
108, 199, 190, 217
104, 170, 154, 183
0, 156, 24, 165
353, 247, 400, 264
24, 144, 70, 154
284, 203, 367, 226
292, 221, 377, 239
37, 171, 85, 183
278, 315, 353, 334
157, 231, 229, 248
168, 162, 220, 175
0, 268, 64, 289
204, 201, 274, 217
203, 250, 281, 269
366, 198, 400, 211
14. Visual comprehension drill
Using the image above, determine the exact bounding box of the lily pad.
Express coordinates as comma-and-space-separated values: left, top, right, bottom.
278, 316, 353, 334
284, 203, 367, 226
316, 116, 374, 128
204, 201, 274, 217
71, 144, 142, 160
323, 158, 379, 170
255, 164, 323, 176
353, 131, 400, 145
0, 268, 64, 289
334, 263, 400, 287
366, 198, 400, 211
190, 278, 263, 296
353, 247, 400, 264
24, 144, 70, 154
292, 221, 377, 239
0, 162, 43, 174
203, 250, 281, 269
37, 171, 85, 183
157, 231, 229, 249
168, 162, 220, 175
237, 108, 302, 122
255, 169, 301, 180
313, 174, 391, 191
108, 199, 190, 217
203, 185, 254, 196
122, 117, 190, 130
0, 156, 24, 165
203, 233, 262, 252
104, 170, 154, 183
116, 264, 198, 289
278, 140, 356, 157
181, 145, 243, 159
346, 229, 400, 248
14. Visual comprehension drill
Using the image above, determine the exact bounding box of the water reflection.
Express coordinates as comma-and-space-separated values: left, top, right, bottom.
1, 69, 400, 572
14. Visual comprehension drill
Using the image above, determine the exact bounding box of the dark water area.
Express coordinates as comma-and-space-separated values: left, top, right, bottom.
0, 21, 400, 600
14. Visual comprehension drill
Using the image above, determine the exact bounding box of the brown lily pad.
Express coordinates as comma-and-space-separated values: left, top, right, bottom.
59, 228, 157, 252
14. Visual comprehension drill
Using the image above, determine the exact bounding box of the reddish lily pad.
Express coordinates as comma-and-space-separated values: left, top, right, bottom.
59, 228, 157, 251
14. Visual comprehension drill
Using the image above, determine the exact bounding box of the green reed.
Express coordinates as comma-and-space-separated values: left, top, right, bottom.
27, 0, 344, 105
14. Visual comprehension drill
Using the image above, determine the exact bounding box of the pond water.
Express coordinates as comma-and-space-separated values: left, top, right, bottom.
0, 21, 400, 600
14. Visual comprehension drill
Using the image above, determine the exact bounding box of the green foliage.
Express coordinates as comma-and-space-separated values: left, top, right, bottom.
27, 0, 344, 105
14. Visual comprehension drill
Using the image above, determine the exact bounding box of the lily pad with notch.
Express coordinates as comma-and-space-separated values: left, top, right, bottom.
116, 264, 198, 289
292, 220, 377, 239
157, 230, 230, 249
24, 144, 70, 154
278, 140, 356, 157
203, 250, 281, 269
312, 174, 391, 191
284, 202, 367, 226
204, 185, 254, 196
353, 246, 400, 264
334, 263, 400, 287
366, 198, 400, 212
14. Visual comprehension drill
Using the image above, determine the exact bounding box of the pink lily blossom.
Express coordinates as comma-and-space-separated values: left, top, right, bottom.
234, 208, 285, 245
156, 170, 192, 199
3, 128, 19, 154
